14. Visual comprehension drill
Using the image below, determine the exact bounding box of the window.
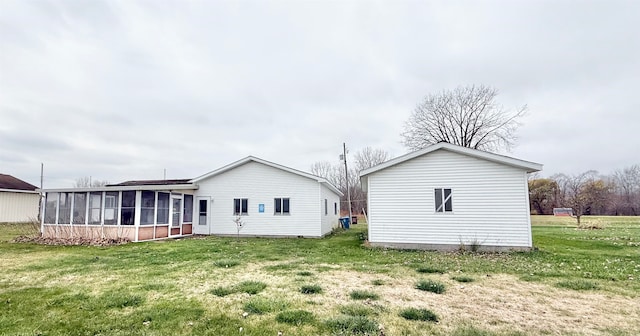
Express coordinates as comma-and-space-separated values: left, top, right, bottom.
120, 191, 136, 225
44, 192, 58, 224
183, 195, 193, 222
234, 198, 248, 215
172, 198, 181, 227
58, 192, 72, 224
334, 202, 337, 215
157, 192, 170, 224
324, 199, 328, 215
72, 193, 87, 225
435, 188, 453, 213
104, 192, 119, 225
274, 198, 290, 215
198, 199, 207, 225
88, 192, 102, 225
140, 191, 155, 225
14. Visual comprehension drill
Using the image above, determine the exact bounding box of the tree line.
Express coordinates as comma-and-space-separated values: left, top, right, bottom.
529, 165, 640, 221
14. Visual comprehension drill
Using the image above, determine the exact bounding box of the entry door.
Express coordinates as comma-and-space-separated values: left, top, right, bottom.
196, 197, 210, 234
170, 197, 182, 236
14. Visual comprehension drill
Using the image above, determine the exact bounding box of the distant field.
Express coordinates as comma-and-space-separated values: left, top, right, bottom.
1, 216, 638, 335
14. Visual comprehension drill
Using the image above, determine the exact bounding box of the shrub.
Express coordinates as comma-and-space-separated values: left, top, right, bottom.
556, 279, 600, 291
243, 297, 288, 314
371, 279, 385, 286
416, 279, 446, 294
213, 259, 240, 268
236, 281, 267, 295
210, 286, 234, 297
339, 304, 376, 317
451, 275, 475, 283
416, 266, 444, 274
349, 290, 379, 300
275, 310, 315, 325
399, 307, 438, 322
300, 284, 323, 294
325, 315, 378, 334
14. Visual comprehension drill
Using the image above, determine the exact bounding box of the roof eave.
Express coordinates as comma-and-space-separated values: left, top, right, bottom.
41, 184, 199, 193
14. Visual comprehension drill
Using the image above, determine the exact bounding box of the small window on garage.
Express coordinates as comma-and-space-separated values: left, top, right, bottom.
435, 188, 452, 213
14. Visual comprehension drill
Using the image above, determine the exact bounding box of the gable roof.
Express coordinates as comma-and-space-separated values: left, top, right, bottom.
190, 156, 343, 196
0, 174, 38, 192
360, 142, 542, 184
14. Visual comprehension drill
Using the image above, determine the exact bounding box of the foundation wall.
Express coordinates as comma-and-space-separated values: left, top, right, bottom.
42, 225, 136, 241
182, 224, 192, 234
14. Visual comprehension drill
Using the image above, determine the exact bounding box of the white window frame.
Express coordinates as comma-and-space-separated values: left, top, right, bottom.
434, 188, 453, 213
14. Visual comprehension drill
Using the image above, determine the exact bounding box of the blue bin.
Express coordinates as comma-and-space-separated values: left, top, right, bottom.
339, 217, 351, 229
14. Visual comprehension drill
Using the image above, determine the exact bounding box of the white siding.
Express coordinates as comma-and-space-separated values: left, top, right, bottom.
0, 191, 40, 223
320, 183, 340, 235
368, 149, 532, 248
195, 161, 325, 237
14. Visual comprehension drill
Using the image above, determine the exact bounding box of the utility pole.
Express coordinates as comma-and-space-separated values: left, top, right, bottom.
342, 143, 352, 227
39, 163, 44, 222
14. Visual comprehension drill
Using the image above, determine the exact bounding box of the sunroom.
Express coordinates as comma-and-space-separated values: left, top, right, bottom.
41, 180, 197, 242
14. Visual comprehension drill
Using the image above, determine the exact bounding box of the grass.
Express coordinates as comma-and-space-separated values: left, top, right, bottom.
452, 275, 475, 283
399, 307, 439, 322
325, 315, 378, 334
243, 297, 289, 314
213, 259, 240, 268
275, 310, 315, 325
1, 216, 639, 335
210, 286, 234, 297
300, 284, 323, 294
339, 303, 377, 317
416, 266, 445, 274
235, 281, 267, 294
297, 271, 314, 276
371, 279, 385, 286
416, 279, 446, 294
555, 279, 600, 291
349, 289, 379, 300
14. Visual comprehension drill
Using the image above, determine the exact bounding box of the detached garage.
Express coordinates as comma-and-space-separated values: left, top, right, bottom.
360, 142, 542, 251
0, 174, 40, 223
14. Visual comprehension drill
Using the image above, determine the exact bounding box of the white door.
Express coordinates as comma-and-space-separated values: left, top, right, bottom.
195, 197, 211, 234
170, 196, 182, 236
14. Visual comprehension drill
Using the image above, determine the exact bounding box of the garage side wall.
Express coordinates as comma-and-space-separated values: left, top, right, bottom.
368, 149, 532, 250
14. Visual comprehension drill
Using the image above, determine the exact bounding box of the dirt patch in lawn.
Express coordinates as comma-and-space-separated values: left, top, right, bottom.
316, 271, 640, 335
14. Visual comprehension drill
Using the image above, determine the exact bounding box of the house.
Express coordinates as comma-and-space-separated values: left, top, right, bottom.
359, 142, 542, 251
191, 156, 342, 238
0, 174, 40, 223
40, 156, 342, 242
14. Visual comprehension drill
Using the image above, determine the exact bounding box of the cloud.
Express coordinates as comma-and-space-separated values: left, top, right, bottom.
1, 0, 638, 187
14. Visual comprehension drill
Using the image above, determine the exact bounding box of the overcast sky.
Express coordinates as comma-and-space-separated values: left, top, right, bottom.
1, 0, 639, 188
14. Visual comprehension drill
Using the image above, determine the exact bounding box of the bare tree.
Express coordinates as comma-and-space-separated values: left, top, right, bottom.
310, 147, 389, 216
612, 164, 640, 215
556, 171, 600, 224
74, 177, 109, 188
353, 147, 389, 172
401, 84, 527, 152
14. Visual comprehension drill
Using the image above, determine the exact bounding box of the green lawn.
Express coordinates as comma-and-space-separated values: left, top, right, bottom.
1, 216, 639, 335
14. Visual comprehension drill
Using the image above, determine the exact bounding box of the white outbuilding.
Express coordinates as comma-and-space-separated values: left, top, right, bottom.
191, 156, 342, 238
360, 142, 542, 251
0, 174, 40, 223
